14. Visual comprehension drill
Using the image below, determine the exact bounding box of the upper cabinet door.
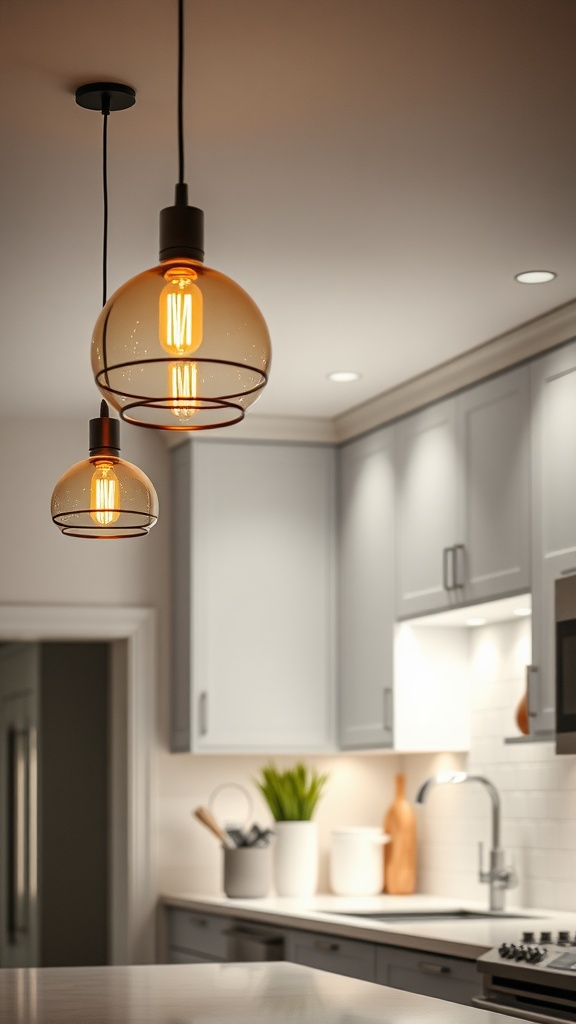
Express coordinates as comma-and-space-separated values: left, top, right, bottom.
458, 366, 530, 604
396, 399, 459, 618
170, 440, 336, 753
396, 368, 530, 619
338, 427, 396, 749
530, 341, 576, 737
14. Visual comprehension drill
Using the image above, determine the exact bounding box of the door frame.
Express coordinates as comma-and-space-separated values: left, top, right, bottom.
0, 604, 156, 964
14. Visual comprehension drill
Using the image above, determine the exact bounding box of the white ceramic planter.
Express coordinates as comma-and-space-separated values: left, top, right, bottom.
273, 820, 318, 897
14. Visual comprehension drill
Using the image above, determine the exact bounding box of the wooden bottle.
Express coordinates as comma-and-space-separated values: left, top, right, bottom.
383, 773, 417, 895
515, 689, 529, 735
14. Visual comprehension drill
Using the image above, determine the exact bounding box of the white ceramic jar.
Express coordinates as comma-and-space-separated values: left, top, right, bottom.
329, 827, 390, 896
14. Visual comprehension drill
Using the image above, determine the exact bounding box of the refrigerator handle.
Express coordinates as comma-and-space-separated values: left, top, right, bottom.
8, 727, 34, 943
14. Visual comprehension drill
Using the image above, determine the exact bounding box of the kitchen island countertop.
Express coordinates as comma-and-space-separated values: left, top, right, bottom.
162, 891, 576, 959
0, 960, 534, 1024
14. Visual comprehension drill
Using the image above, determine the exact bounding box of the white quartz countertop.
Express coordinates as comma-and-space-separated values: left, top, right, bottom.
162, 891, 576, 959
0, 961, 533, 1024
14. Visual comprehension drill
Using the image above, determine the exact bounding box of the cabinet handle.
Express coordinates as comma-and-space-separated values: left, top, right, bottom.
526, 665, 538, 718
199, 692, 208, 736
314, 939, 340, 953
560, 567, 576, 576
187, 915, 208, 927
417, 961, 451, 975
442, 547, 455, 591
453, 543, 465, 589
383, 687, 393, 733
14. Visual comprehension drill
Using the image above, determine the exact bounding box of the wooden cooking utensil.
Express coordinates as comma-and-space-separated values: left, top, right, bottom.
193, 805, 236, 848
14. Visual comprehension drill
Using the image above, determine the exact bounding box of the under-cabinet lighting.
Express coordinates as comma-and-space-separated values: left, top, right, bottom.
513, 607, 531, 617
466, 617, 487, 626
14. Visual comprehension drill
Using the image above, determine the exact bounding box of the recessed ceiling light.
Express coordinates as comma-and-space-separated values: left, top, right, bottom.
466, 617, 487, 626
514, 270, 557, 284
327, 371, 361, 383
513, 607, 531, 617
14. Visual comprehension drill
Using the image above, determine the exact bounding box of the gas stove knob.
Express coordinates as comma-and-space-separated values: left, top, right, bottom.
558, 931, 570, 946
540, 932, 552, 944
498, 943, 510, 958
506, 944, 518, 959
522, 931, 535, 944
514, 945, 527, 961
527, 947, 541, 963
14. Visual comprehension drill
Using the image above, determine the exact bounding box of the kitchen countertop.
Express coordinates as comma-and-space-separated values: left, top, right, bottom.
162, 892, 576, 959
0, 960, 533, 1024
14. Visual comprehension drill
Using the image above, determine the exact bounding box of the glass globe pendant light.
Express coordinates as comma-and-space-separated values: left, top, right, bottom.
91, 0, 271, 430
51, 85, 159, 538
51, 401, 159, 538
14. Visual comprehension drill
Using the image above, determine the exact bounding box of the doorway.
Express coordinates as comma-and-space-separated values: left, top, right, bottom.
0, 605, 156, 965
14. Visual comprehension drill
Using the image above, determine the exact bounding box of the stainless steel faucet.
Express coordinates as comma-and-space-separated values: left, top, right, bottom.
415, 772, 517, 913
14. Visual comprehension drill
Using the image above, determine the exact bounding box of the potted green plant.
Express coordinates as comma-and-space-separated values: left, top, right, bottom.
255, 762, 328, 897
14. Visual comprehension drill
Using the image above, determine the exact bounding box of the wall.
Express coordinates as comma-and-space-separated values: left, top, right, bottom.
157, 750, 401, 896
403, 617, 576, 912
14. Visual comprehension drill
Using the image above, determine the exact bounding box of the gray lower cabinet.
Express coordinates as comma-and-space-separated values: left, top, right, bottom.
166, 908, 284, 964
376, 945, 480, 1006
284, 928, 376, 982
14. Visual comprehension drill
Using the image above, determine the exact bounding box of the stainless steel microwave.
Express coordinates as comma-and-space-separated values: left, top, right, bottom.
555, 574, 576, 754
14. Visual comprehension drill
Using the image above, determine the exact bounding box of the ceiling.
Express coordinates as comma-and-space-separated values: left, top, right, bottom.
2, 0, 576, 424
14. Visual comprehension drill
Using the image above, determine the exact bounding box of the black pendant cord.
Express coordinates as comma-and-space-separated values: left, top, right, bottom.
178, 0, 185, 186
101, 95, 110, 306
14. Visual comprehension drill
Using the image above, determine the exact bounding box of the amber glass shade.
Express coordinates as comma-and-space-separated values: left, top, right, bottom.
91, 258, 271, 430
51, 455, 159, 538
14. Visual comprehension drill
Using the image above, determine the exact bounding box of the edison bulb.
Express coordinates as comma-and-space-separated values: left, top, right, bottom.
159, 266, 203, 355
90, 461, 120, 526
170, 360, 198, 420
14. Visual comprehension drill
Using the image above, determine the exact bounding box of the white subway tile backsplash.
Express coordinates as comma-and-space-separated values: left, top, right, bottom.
407, 617, 576, 912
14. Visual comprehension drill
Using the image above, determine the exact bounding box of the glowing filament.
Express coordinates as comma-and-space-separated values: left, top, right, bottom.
90, 461, 120, 525
159, 267, 203, 355
170, 361, 198, 420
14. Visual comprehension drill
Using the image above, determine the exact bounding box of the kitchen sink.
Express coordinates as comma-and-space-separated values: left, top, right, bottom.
323, 909, 538, 921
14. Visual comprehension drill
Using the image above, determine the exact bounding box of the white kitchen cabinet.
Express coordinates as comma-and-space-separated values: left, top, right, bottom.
529, 341, 576, 737
284, 928, 376, 982
375, 945, 480, 1006
396, 366, 530, 618
338, 427, 396, 749
170, 439, 336, 753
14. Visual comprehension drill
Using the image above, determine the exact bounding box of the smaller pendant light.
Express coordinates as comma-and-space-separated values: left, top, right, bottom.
50, 84, 159, 539
51, 401, 159, 538
91, 0, 271, 430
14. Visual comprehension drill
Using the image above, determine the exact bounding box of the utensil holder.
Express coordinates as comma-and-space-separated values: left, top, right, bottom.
223, 845, 272, 898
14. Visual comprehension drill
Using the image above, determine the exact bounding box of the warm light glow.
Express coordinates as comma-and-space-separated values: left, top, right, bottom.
159, 266, 203, 355
328, 371, 361, 383
513, 607, 531, 617
170, 360, 198, 419
90, 461, 120, 525
466, 617, 487, 626
514, 270, 556, 284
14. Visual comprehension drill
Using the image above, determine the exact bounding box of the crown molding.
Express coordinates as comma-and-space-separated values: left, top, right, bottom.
334, 298, 576, 443
165, 298, 576, 448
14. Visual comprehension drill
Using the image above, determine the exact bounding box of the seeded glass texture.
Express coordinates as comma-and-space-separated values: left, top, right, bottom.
92, 259, 271, 429
51, 455, 159, 538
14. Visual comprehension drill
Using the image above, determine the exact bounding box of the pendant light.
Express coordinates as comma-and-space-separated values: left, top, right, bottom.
90, 0, 271, 430
51, 86, 159, 538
